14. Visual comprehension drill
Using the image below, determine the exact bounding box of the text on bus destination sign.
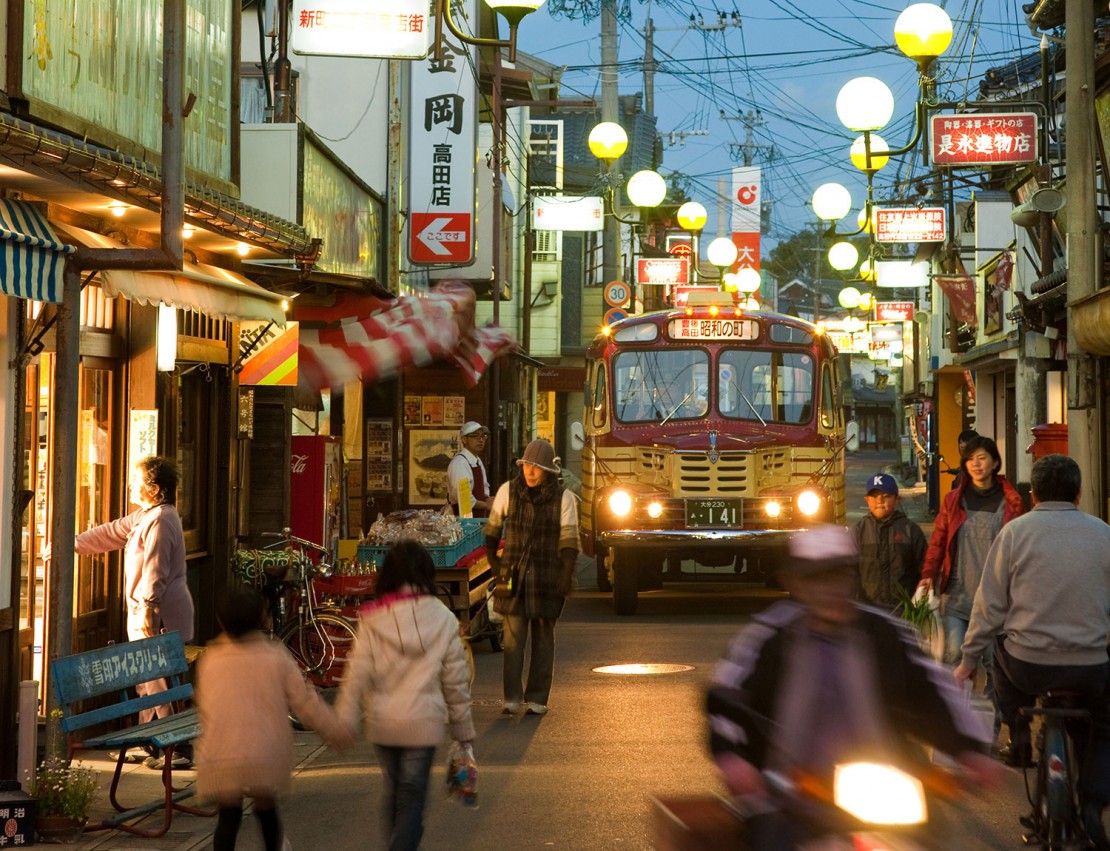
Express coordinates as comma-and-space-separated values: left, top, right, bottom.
669, 318, 758, 340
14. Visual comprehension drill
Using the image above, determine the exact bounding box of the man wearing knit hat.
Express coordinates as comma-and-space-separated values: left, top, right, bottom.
484, 439, 580, 716
447, 421, 490, 517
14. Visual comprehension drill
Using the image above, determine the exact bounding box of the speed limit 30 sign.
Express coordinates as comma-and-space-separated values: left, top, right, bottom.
604, 280, 630, 308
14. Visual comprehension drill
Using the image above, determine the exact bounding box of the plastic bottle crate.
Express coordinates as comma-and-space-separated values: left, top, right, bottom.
358, 519, 484, 568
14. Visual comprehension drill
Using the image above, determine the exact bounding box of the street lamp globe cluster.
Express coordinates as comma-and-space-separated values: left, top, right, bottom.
811, 1, 952, 287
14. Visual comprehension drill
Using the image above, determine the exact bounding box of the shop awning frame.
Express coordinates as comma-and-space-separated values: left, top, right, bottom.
54, 222, 286, 326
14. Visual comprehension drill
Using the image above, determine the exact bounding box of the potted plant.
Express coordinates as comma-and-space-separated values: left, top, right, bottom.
31, 756, 99, 844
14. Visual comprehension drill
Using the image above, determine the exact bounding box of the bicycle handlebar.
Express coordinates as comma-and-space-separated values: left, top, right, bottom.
258, 528, 331, 559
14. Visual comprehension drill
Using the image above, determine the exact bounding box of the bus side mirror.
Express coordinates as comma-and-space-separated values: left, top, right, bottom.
845, 420, 860, 452
570, 421, 585, 450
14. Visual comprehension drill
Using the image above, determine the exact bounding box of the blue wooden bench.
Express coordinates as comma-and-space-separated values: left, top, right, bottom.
50, 631, 213, 838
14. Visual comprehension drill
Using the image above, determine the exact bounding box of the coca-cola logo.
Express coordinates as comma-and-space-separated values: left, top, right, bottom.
291, 454, 308, 474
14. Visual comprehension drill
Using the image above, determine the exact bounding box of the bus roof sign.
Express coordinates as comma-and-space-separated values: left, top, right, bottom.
668, 317, 759, 341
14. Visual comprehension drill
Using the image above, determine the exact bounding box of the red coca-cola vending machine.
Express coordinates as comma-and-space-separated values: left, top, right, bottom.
290, 435, 343, 555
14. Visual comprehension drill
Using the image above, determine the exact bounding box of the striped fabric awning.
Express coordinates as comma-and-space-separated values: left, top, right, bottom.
0, 199, 76, 303
297, 281, 518, 391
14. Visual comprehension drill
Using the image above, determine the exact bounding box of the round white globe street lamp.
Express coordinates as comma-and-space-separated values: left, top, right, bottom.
626, 170, 667, 208
838, 286, 862, 310
895, 3, 954, 71
812, 183, 852, 222
706, 237, 739, 279
836, 77, 895, 132
828, 242, 860, 272
735, 268, 762, 294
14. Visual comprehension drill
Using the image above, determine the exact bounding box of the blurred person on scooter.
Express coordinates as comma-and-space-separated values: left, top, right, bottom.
956, 454, 1110, 847
707, 525, 997, 850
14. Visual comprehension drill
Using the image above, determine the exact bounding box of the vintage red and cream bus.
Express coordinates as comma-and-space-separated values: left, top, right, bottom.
576, 294, 848, 614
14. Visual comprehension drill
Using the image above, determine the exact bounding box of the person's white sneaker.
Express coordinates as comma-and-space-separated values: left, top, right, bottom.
502, 700, 520, 714
524, 702, 548, 715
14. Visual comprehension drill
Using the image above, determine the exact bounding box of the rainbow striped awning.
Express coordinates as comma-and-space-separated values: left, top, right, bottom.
0, 199, 75, 303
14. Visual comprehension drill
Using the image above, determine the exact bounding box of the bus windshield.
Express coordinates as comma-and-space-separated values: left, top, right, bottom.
718, 349, 814, 425
613, 349, 709, 423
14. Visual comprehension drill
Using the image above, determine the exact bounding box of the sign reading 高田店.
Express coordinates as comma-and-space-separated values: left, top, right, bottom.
408, 0, 478, 266
291, 0, 430, 58
875, 207, 946, 243
930, 113, 1038, 166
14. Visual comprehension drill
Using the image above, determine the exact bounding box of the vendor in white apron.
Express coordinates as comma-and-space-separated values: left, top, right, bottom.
447, 421, 491, 517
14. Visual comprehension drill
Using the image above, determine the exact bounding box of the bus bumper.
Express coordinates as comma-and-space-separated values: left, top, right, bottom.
597, 528, 804, 548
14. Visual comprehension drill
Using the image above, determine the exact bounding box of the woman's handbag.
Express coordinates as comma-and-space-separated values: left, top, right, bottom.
493, 560, 518, 598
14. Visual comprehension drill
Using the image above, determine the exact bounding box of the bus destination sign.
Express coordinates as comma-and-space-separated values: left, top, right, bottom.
668, 318, 758, 341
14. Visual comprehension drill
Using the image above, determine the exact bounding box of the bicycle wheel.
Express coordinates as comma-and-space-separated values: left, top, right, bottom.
281, 612, 357, 689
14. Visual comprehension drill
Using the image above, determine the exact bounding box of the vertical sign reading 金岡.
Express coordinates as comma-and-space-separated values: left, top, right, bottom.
408, 0, 478, 266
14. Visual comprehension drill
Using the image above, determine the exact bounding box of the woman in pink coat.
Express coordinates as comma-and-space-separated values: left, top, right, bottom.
75, 456, 195, 766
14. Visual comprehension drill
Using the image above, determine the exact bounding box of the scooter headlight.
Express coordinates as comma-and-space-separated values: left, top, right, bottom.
833, 762, 927, 826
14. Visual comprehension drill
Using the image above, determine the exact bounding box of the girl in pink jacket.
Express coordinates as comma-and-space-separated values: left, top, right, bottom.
196, 587, 352, 851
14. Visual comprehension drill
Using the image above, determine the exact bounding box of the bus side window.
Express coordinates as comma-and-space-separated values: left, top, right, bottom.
820, 365, 836, 429
591, 365, 608, 429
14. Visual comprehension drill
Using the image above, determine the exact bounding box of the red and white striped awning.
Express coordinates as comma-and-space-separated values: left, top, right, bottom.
297, 281, 518, 391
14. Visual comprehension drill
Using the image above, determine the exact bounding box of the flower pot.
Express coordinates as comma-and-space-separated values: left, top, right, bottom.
35, 814, 88, 844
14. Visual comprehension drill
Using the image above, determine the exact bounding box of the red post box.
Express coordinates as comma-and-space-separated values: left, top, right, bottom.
1027, 423, 1068, 461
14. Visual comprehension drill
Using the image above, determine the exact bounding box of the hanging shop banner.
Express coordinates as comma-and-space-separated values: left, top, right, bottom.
930, 113, 1038, 166
291, 0, 430, 58
637, 257, 689, 286
936, 275, 978, 327
532, 195, 604, 231
875, 207, 946, 243
408, 0, 478, 265
730, 166, 761, 272
129, 410, 159, 473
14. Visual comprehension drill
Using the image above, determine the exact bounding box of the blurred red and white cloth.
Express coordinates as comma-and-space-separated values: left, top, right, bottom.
297, 281, 518, 391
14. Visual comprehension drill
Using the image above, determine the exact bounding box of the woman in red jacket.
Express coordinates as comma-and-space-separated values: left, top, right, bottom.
920, 435, 1023, 725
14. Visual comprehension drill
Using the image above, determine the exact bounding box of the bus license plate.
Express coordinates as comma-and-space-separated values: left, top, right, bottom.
686, 499, 741, 528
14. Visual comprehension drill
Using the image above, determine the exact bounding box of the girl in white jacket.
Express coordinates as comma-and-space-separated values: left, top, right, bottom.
336, 541, 476, 851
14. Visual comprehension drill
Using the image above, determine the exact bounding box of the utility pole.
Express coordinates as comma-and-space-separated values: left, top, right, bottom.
1066, 0, 1101, 515
601, 0, 621, 290
643, 11, 654, 115
721, 109, 772, 166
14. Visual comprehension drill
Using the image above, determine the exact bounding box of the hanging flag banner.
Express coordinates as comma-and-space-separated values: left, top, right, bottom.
936, 275, 978, 327
930, 113, 1038, 166
408, 0, 478, 265
730, 166, 761, 272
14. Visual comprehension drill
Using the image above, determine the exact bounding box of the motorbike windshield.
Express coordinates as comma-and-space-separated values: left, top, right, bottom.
612, 349, 710, 423
718, 349, 815, 424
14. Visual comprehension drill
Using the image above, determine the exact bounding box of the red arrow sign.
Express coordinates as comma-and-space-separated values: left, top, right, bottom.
410, 212, 472, 264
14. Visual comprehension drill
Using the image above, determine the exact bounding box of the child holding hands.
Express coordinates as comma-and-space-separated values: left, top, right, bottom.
195, 587, 354, 851
336, 540, 476, 851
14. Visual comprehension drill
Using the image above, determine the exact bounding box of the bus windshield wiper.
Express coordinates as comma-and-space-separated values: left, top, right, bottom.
729, 379, 767, 426
660, 389, 696, 425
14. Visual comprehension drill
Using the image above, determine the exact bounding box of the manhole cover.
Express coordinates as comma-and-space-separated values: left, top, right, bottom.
592, 663, 695, 675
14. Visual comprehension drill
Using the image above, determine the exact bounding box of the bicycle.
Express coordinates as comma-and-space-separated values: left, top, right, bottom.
1019, 691, 1093, 849
232, 529, 357, 692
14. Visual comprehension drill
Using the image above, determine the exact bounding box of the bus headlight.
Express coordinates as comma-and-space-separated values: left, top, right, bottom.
646, 501, 663, 519
608, 490, 633, 517
797, 490, 823, 516
764, 500, 782, 518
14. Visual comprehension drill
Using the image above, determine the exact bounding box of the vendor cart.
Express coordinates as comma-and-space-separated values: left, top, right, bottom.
348, 518, 503, 650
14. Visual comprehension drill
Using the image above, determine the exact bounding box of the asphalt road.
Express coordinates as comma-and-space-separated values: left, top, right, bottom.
70, 452, 1047, 850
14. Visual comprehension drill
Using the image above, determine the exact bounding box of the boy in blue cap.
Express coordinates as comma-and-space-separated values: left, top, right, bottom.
850, 473, 928, 612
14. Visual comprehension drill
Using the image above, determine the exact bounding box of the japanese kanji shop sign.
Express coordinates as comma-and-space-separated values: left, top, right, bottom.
875, 207, 946, 243
292, 0, 430, 59
874, 301, 915, 322
532, 196, 604, 231
730, 166, 761, 273
637, 257, 689, 286
930, 113, 1038, 166
408, 0, 478, 265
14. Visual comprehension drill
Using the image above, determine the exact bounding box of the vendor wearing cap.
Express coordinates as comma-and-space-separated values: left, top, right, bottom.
850, 472, 927, 612
706, 525, 996, 849
447, 421, 491, 518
